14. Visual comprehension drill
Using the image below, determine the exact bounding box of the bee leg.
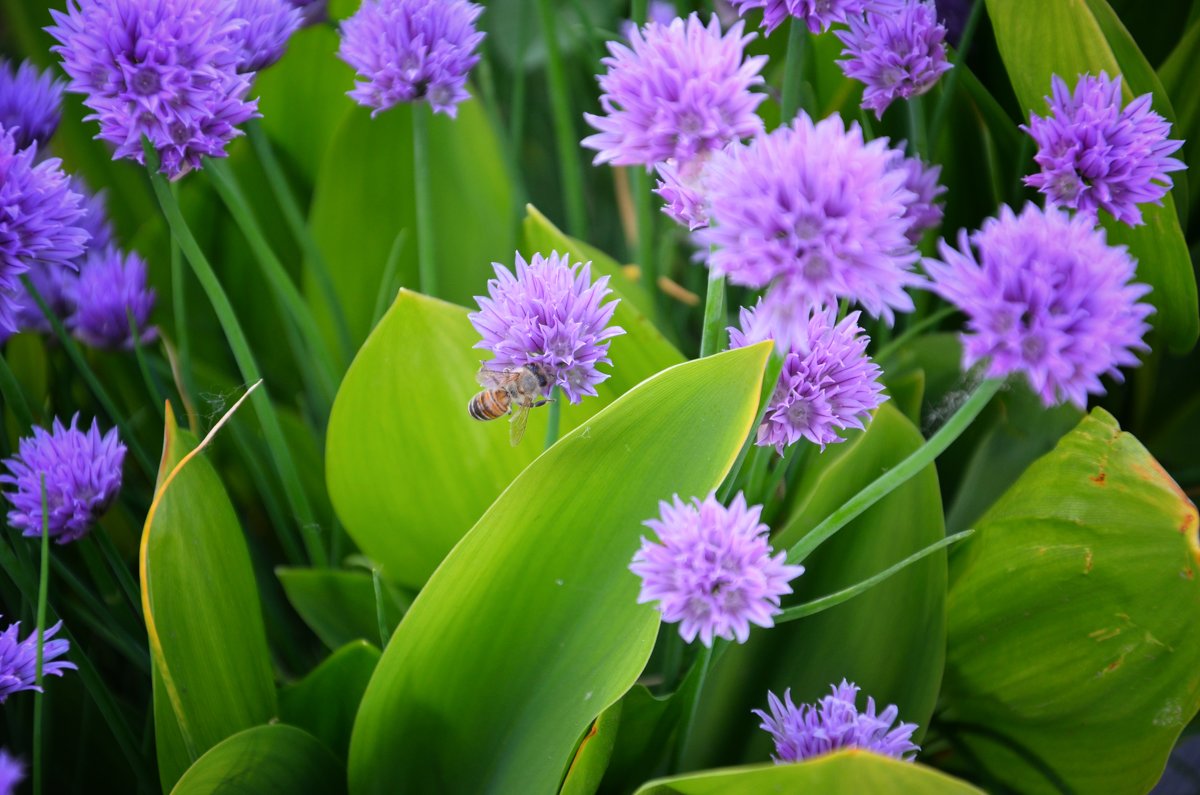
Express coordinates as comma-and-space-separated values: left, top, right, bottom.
530, 399, 551, 408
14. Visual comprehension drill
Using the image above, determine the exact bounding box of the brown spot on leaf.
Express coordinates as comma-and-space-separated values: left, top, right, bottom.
1090, 471, 1106, 485
1084, 548, 1093, 573
1183, 568, 1194, 580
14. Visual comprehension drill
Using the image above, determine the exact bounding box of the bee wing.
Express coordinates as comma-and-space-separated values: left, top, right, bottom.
508, 402, 531, 446
476, 366, 515, 389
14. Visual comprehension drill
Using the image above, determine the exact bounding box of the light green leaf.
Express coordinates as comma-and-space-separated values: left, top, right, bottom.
943, 408, 1200, 794
276, 568, 406, 650
170, 724, 344, 795
141, 404, 278, 791
305, 100, 514, 348
280, 641, 381, 761
634, 751, 984, 794
687, 405, 946, 767
560, 700, 623, 795
347, 343, 772, 794
325, 289, 681, 588
984, 0, 1198, 353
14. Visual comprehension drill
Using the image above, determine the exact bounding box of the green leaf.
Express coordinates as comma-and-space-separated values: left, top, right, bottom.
596, 686, 679, 795
1158, 15, 1200, 224
305, 101, 514, 348
560, 700, 623, 795
276, 568, 406, 650
686, 405, 946, 767
142, 405, 278, 791
634, 751, 984, 794
347, 343, 772, 794
325, 289, 681, 588
280, 641, 381, 762
170, 724, 344, 795
943, 408, 1200, 794
984, 0, 1199, 353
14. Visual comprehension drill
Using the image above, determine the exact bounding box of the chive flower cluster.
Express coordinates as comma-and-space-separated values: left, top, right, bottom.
338, 0, 486, 118
755, 681, 920, 762
0, 619, 76, 702
231, 0, 304, 72
0, 750, 22, 795
631, 491, 804, 647
0, 59, 64, 150
469, 252, 625, 405
732, 0, 871, 34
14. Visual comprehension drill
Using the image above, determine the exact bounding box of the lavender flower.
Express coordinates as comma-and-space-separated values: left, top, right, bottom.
66, 247, 157, 349
731, 300, 886, 452
1, 415, 126, 543
696, 113, 922, 324
0, 127, 88, 333
755, 681, 920, 763
654, 154, 715, 230
0, 60, 65, 151
290, 0, 328, 27
48, 0, 260, 179
338, 0, 485, 118
0, 750, 23, 795
231, 0, 304, 72
12, 261, 74, 335
732, 0, 871, 34
583, 14, 766, 168
837, 0, 951, 118
469, 251, 624, 405
890, 147, 945, 242
926, 203, 1153, 407
1022, 72, 1185, 226
0, 619, 77, 702
630, 491, 804, 647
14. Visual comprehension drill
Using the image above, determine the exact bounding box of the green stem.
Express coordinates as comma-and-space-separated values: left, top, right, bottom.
145, 144, 326, 567
21, 276, 157, 480
0, 352, 35, 429
698, 267, 726, 358
873, 305, 956, 363
780, 19, 807, 122
631, 0, 646, 22
204, 157, 339, 406
929, 0, 986, 146
786, 377, 1003, 565
778, 530, 974, 623
371, 229, 409, 329
671, 643, 712, 773
33, 476, 49, 795
717, 354, 785, 503
128, 309, 165, 421
543, 386, 562, 450
631, 168, 658, 315
372, 568, 390, 649
411, 104, 439, 297
168, 181, 199, 424
537, 0, 589, 238
247, 120, 355, 363
907, 93, 928, 159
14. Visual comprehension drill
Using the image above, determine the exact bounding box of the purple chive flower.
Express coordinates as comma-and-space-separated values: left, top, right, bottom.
696, 113, 921, 324
926, 203, 1153, 407
1, 415, 126, 543
732, 0, 871, 34
836, 0, 951, 119
583, 14, 766, 168
889, 147, 945, 242
48, 0, 260, 179
66, 247, 157, 349
0, 127, 88, 333
631, 491, 804, 647
0, 750, 23, 795
654, 153, 716, 230
0, 60, 65, 151
230, 0, 304, 72
731, 299, 886, 452
289, 0, 327, 27
1022, 72, 1185, 226
338, 0, 485, 118
469, 251, 625, 405
755, 681, 920, 763
0, 619, 77, 702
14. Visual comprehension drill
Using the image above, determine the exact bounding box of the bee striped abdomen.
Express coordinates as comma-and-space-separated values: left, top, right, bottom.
468, 388, 510, 421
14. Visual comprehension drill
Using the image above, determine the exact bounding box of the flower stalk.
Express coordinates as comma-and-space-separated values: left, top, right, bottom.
33, 475, 48, 795
536, 0, 588, 237
411, 103, 439, 297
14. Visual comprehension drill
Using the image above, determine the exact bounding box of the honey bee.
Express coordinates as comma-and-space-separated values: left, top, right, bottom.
468, 363, 552, 446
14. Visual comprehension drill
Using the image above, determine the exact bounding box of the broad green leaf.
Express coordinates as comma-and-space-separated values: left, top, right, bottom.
170, 724, 344, 795
596, 686, 678, 795
635, 751, 984, 794
943, 408, 1200, 794
325, 289, 681, 587
984, 0, 1199, 353
348, 343, 772, 794
560, 700, 623, 795
142, 404, 277, 791
305, 100, 514, 348
276, 568, 407, 650
687, 405, 946, 767
280, 641, 381, 761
